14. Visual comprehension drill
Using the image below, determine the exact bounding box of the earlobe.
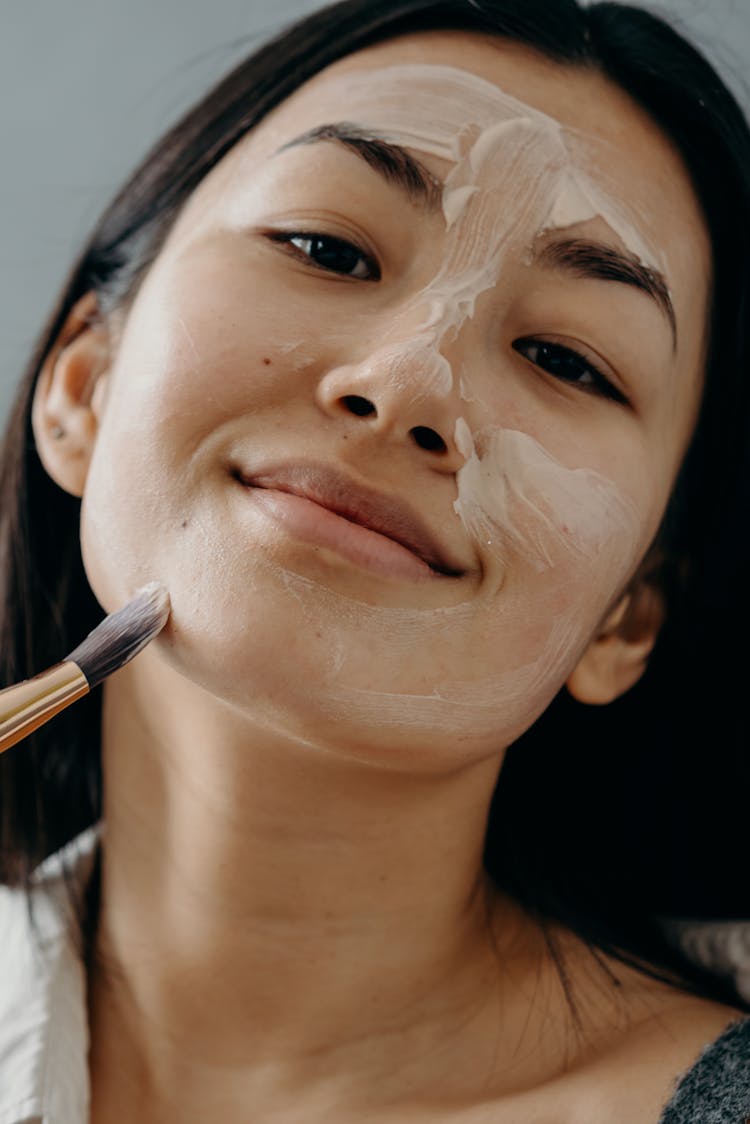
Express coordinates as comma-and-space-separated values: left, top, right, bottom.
31, 291, 112, 498
566, 581, 665, 706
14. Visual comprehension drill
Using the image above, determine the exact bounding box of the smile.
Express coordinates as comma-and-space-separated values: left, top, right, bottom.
231, 463, 465, 582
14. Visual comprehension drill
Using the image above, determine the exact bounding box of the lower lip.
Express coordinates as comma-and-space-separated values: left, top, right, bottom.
243, 486, 439, 581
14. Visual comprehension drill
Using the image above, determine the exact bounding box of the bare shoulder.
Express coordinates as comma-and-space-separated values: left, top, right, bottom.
464, 996, 749, 1124
572, 995, 749, 1124
633, 992, 748, 1052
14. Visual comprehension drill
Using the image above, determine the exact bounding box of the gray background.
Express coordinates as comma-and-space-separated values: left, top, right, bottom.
1, 0, 749, 420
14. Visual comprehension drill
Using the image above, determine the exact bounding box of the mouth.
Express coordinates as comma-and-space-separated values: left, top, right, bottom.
231, 462, 465, 580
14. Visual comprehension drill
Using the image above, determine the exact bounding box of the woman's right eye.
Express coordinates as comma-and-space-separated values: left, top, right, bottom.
267, 231, 381, 281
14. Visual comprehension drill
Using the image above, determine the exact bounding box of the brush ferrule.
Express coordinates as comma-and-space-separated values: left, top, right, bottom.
0, 661, 89, 753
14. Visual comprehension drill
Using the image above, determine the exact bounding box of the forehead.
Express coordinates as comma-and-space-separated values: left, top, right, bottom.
240, 38, 705, 274
245, 34, 704, 218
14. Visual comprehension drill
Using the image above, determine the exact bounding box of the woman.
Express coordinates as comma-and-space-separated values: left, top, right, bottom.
1, 0, 749, 1119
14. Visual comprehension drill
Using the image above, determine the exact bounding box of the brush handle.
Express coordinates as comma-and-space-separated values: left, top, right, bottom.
0, 661, 89, 754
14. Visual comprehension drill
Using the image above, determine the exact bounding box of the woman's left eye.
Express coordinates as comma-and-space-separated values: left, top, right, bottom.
268, 231, 380, 281
512, 338, 628, 405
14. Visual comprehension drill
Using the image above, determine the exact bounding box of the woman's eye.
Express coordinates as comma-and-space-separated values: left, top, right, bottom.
268, 232, 380, 281
512, 338, 628, 405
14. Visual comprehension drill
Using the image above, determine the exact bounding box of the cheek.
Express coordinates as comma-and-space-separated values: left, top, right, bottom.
454, 419, 650, 596
302, 426, 650, 757
74, 249, 347, 703
74, 236, 658, 770
104, 241, 333, 435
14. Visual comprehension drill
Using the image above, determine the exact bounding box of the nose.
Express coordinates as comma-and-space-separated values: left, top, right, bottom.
315, 335, 466, 471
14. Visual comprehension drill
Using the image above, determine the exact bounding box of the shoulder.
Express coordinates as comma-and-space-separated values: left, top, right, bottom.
657, 1008, 750, 1123
542, 994, 750, 1124
568, 999, 750, 1124
0, 867, 92, 1124
593, 998, 750, 1124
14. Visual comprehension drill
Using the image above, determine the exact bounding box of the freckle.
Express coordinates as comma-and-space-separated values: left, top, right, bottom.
262, 357, 272, 366
181, 520, 189, 529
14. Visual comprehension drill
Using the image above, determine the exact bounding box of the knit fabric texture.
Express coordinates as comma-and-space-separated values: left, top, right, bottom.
659, 1017, 750, 1123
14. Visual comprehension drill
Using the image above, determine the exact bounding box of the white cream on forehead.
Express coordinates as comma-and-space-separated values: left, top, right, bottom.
295, 63, 664, 271
265, 62, 649, 585
200, 61, 659, 744
273, 63, 668, 414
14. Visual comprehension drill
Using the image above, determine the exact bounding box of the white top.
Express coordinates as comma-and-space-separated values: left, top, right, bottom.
0, 823, 101, 1124
1, 823, 748, 1124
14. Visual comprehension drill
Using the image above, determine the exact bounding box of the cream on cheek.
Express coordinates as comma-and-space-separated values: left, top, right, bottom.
248, 65, 661, 560
267, 66, 654, 605
212, 66, 659, 747
90, 65, 662, 757
453, 418, 641, 580
271, 567, 588, 747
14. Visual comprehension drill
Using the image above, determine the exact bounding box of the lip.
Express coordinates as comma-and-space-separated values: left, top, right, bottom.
231, 462, 466, 578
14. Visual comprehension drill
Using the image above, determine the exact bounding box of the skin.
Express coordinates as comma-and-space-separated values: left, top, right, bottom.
33, 30, 745, 1124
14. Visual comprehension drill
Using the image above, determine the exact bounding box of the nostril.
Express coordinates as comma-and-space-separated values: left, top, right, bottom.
410, 426, 447, 453
341, 395, 377, 417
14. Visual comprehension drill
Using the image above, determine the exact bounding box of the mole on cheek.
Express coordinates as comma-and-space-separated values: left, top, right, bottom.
263, 357, 272, 366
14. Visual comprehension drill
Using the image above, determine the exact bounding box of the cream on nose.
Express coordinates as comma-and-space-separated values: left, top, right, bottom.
313, 312, 469, 470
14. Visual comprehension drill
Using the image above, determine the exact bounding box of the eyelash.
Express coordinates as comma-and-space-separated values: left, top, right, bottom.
267, 231, 628, 405
267, 230, 380, 281
511, 339, 628, 405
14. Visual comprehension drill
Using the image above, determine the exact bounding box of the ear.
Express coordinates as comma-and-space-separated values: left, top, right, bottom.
31, 291, 112, 497
566, 576, 665, 706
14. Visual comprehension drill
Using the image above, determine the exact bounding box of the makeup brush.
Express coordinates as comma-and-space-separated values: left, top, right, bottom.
0, 581, 170, 755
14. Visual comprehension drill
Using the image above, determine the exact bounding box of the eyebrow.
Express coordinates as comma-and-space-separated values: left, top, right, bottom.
277, 126, 677, 346
276, 122, 444, 211
535, 238, 677, 347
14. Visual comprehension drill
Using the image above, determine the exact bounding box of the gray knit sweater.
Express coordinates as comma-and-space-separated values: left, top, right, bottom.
658, 1017, 750, 1122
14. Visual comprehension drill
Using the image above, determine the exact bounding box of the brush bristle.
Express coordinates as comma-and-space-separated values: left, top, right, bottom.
66, 582, 171, 689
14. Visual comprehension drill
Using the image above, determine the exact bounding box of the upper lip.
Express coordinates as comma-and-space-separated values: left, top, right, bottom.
232, 461, 466, 577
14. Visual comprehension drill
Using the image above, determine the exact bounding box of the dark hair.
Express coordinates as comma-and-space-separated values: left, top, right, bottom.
2, 0, 749, 1014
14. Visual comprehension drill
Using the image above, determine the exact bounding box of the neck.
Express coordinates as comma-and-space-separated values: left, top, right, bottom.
86, 653, 560, 1116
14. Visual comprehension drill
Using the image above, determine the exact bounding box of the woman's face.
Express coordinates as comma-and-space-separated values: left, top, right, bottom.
77, 32, 710, 767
